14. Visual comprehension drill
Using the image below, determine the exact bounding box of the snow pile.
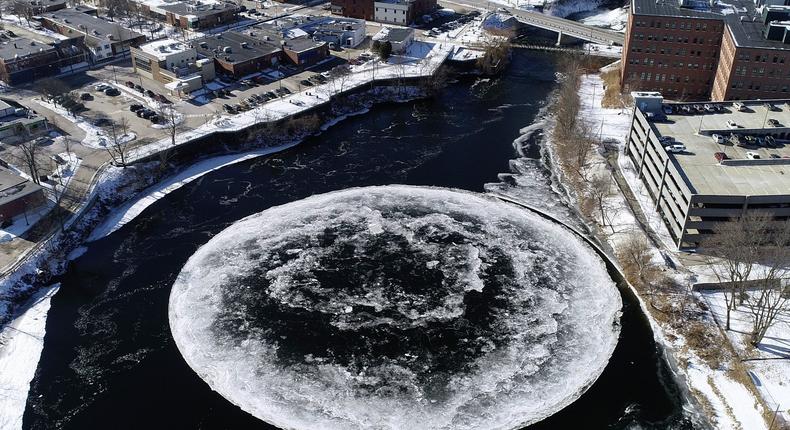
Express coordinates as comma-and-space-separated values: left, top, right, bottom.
88, 142, 301, 241
483, 12, 518, 30
170, 185, 622, 430
0, 285, 59, 430
579, 7, 628, 32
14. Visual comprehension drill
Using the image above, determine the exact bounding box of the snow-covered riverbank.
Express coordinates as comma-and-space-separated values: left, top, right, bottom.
0, 285, 59, 430
569, 73, 775, 430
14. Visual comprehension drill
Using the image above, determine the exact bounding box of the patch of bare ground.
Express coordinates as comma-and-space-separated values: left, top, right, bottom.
600, 67, 631, 109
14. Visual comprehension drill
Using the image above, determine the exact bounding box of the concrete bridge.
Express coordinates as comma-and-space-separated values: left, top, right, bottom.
506, 7, 625, 46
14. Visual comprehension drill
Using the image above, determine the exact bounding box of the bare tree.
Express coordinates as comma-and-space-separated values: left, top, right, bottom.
476, 32, 512, 75
618, 233, 662, 309
103, 120, 129, 167
328, 64, 352, 94
62, 135, 74, 158
12, 0, 34, 26
744, 221, 790, 345
701, 213, 775, 330
156, 106, 182, 177
18, 139, 42, 184
588, 172, 614, 232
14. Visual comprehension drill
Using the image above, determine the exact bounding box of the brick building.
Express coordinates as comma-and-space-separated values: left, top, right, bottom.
0, 35, 87, 85
621, 0, 790, 101
191, 32, 281, 78
159, 1, 240, 30
39, 9, 146, 63
0, 168, 46, 224
331, 0, 375, 20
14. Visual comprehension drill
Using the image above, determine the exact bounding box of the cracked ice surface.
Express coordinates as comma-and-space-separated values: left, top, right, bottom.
169, 185, 622, 430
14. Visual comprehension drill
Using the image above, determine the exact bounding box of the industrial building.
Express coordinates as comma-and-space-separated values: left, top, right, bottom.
626, 93, 790, 248
0, 167, 47, 224
39, 8, 146, 63
191, 32, 281, 78
621, 0, 790, 101
131, 38, 215, 94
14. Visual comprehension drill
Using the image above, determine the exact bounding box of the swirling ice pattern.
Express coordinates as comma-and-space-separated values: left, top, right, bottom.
169, 185, 622, 430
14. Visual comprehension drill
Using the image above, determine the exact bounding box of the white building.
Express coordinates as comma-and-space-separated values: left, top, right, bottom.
374, 0, 410, 25
310, 19, 367, 48
374, 27, 414, 53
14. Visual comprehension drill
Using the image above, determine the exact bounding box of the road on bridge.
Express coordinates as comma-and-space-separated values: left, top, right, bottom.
439, 0, 625, 46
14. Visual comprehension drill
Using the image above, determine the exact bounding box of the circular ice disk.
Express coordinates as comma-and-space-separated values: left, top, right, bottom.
169, 185, 622, 430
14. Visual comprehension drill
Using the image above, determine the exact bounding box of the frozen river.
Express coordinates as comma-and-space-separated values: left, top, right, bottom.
25, 51, 697, 429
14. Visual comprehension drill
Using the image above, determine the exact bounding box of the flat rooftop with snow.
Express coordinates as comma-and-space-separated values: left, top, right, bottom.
652, 100, 790, 196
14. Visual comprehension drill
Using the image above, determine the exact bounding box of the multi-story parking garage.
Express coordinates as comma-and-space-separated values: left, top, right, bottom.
626, 94, 790, 248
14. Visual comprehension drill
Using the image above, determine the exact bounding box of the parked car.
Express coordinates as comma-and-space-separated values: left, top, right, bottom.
666, 144, 686, 153
714, 152, 728, 162
129, 104, 144, 112
80, 92, 93, 101
704, 104, 715, 112
265, 91, 277, 99
770, 153, 782, 159
744, 135, 757, 144
126, 81, 136, 88
93, 117, 112, 126
711, 133, 724, 144
726, 119, 739, 129
764, 102, 780, 111
148, 115, 161, 123
241, 79, 255, 87
146, 89, 156, 98
134, 84, 144, 92
765, 135, 777, 147
767, 118, 780, 127
223, 104, 236, 113
104, 88, 120, 96
662, 104, 673, 115
95, 83, 110, 91
733, 102, 747, 112
746, 151, 760, 159
300, 79, 313, 86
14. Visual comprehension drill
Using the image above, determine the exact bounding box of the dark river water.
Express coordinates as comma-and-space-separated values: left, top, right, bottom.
25, 51, 699, 430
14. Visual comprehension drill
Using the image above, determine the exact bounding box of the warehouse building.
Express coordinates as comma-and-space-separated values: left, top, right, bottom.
626, 93, 790, 248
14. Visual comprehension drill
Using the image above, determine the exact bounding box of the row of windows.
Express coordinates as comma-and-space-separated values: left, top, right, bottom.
736, 53, 786, 63
375, 7, 406, 14
729, 81, 790, 92
632, 34, 716, 45
630, 46, 717, 58
732, 65, 790, 78
628, 58, 715, 70
633, 20, 714, 31
633, 72, 712, 85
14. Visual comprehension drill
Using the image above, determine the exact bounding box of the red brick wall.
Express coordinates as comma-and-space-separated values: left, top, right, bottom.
331, 0, 374, 20
712, 27, 790, 101
0, 189, 46, 223
620, 14, 723, 101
